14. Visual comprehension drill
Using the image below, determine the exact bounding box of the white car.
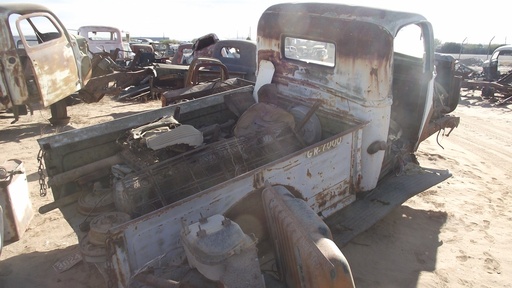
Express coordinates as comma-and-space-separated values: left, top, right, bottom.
312, 45, 328, 61
284, 46, 298, 58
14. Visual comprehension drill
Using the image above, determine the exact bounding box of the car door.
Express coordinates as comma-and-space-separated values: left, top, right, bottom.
15, 12, 80, 107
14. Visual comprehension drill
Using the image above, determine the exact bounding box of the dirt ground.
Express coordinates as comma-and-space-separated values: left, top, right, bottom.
0, 88, 511, 288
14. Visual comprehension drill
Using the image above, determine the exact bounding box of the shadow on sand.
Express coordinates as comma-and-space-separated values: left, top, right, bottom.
0, 245, 105, 288
342, 205, 447, 288
459, 89, 512, 110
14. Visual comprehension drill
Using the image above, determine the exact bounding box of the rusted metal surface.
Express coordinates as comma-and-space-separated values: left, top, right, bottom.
459, 46, 512, 103
0, 159, 33, 243
169, 35, 256, 81
1, 5, 82, 107
418, 115, 460, 144
262, 184, 355, 287
106, 121, 363, 286
34, 3, 459, 287
256, 2, 452, 191
463, 70, 512, 105
1, 6, 31, 109
37, 83, 364, 285
88, 211, 131, 246
184, 57, 229, 87
77, 25, 133, 63
1, 4, 161, 122
0, 3, 88, 123
78, 68, 155, 103
161, 77, 253, 107
170, 43, 193, 65
24, 30, 80, 107
130, 43, 153, 54
211, 39, 257, 81
191, 33, 218, 59
257, 3, 398, 192
258, 6, 394, 104
258, 3, 428, 39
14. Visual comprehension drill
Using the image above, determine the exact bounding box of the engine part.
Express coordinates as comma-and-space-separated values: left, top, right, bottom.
77, 184, 115, 216
88, 212, 131, 246
180, 214, 265, 288
144, 124, 203, 150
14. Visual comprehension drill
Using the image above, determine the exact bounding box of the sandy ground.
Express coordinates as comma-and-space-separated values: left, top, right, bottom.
0, 88, 511, 288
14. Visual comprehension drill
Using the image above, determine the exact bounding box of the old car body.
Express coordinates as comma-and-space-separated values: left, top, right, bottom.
0, 3, 91, 123
0, 4, 156, 124
77, 25, 134, 64
211, 39, 257, 81
170, 42, 193, 65
482, 45, 512, 81
37, 3, 460, 287
461, 45, 512, 100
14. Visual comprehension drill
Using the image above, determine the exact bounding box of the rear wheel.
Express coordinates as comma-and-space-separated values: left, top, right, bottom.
481, 86, 494, 98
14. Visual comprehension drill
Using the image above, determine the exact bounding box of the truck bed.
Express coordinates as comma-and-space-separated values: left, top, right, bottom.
36, 84, 367, 285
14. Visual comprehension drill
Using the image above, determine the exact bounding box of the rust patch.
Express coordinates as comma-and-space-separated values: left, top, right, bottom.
253, 171, 265, 189
314, 181, 349, 209
259, 8, 393, 61
0, 95, 10, 107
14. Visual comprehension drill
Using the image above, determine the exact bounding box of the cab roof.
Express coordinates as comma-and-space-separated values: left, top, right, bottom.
263, 2, 429, 38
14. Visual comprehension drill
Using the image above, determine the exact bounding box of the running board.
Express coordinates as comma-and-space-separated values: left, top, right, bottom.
326, 168, 452, 247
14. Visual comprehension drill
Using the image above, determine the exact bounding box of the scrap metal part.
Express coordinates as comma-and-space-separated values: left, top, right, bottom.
78, 68, 156, 103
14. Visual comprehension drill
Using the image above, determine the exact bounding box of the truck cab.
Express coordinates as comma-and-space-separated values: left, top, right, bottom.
77, 25, 134, 65
0, 3, 91, 124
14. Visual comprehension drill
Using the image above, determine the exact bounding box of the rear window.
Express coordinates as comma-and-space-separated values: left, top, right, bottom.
283, 36, 335, 67
84, 31, 119, 42
219, 46, 241, 59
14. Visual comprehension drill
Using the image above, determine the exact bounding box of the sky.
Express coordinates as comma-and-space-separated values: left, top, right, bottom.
5, 0, 510, 45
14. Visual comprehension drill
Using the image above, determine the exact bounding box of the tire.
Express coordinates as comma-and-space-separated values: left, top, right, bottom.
289, 105, 322, 145
481, 87, 494, 98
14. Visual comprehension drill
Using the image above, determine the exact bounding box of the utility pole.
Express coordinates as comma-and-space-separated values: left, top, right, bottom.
458, 37, 467, 60
486, 36, 495, 61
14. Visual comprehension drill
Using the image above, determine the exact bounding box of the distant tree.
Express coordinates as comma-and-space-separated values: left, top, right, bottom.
162, 39, 181, 45
434, 38, 442, 49
436, 42, 462, 54
436, 41, 507, 55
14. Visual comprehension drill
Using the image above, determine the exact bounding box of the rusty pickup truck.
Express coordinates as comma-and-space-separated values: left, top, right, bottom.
37, 2, 460, 287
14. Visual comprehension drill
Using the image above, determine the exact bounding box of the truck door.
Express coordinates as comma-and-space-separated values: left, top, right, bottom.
14, 12, 79, 107
393, 23, 435, 151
